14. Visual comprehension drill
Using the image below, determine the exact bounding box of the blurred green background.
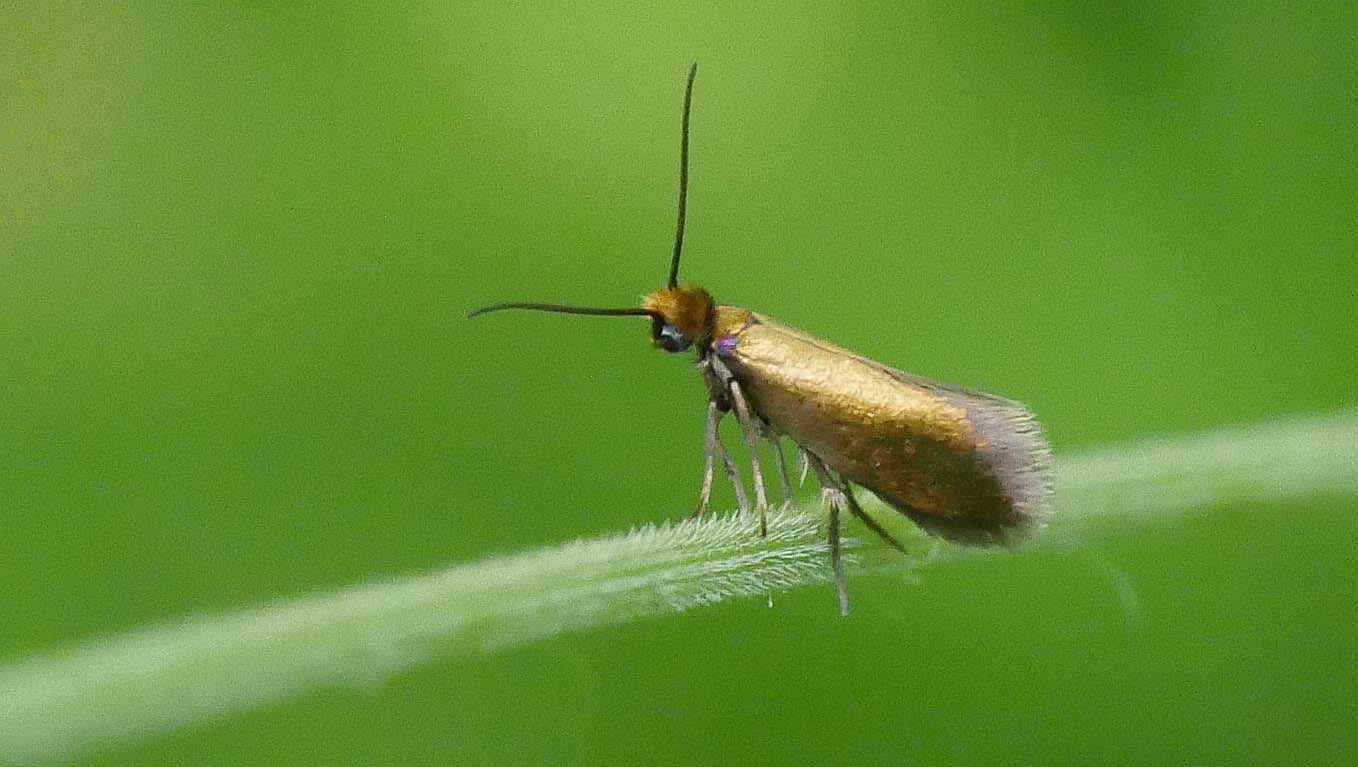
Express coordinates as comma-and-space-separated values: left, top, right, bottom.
3, 2, 1355, 764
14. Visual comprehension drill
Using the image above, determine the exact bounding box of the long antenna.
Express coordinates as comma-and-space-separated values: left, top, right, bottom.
467, 302, 662, 320
667, 62, 698, 289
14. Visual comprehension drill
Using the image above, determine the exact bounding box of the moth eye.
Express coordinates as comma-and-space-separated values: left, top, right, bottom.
656, 323, 691, 353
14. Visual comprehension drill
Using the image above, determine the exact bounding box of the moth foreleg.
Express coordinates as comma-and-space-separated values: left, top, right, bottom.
715, 432, 749, 515
726, 379, 769, 536
691, 399, 720, 519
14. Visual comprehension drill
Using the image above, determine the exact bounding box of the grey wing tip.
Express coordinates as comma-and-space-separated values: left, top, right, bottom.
906, 394, 1055, 547
972, 398, 1055, 543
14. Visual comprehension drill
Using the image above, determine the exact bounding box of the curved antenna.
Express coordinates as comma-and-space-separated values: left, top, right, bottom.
467, 302, 662, 321
667, 62, 698, 289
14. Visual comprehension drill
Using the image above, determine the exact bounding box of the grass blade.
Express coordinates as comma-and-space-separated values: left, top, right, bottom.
1, 410, 1355, 761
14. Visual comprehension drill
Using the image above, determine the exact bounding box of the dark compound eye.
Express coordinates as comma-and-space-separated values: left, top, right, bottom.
651, 319, 692, 353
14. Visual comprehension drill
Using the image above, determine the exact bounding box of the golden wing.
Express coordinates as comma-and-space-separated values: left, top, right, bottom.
714, 309, 1053, 544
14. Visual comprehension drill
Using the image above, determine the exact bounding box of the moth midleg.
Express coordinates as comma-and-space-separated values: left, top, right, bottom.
767, 433, 793, 507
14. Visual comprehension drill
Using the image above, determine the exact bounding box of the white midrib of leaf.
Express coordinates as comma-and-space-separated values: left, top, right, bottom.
1, 410, 1355, 761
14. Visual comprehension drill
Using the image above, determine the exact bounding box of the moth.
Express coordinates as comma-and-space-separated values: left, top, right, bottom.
470, 64, 1053, 613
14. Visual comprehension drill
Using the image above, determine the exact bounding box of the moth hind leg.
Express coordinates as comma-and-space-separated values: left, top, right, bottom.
804, 452, 913, 617
796, 448, 811, 487
802, 452, 909, 556
842, 484, 910, 556
804, 452, 851, 615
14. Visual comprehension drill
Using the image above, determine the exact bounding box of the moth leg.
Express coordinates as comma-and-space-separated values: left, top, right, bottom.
804, 453, 910, 557
826, 490, 848, 617
692, 403, 750, 518
727, 379, 770, 536
805, 453, 851, 615
715, 431, 750, 514
691, 399, 721, 520
768, 434, 793, 508
796, 448, 810, 487
842, 484, 910, 556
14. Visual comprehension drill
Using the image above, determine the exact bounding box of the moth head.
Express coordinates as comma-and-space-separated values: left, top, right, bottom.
642, 285, 714, 353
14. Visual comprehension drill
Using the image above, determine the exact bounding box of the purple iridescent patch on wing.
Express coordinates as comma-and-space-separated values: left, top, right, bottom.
714, 336, 738, 355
